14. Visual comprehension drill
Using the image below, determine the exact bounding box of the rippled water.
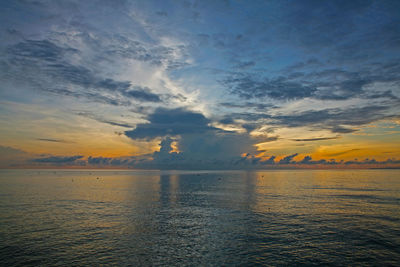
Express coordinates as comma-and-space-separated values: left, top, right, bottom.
0, 169, 399, 266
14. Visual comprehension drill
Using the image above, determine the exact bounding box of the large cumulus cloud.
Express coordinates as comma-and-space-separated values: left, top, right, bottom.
125, 107, 219, 139
125, 108, 257, 168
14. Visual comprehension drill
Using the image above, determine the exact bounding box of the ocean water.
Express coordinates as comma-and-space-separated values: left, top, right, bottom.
0, 169, 399, 266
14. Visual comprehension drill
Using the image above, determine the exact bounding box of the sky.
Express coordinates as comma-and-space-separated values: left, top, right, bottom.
0, 0, 399, 169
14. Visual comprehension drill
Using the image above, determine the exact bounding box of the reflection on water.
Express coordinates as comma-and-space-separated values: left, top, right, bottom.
0, 169, 399, 265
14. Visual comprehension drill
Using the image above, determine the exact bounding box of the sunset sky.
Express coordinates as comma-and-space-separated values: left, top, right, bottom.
0, 0, 399, 168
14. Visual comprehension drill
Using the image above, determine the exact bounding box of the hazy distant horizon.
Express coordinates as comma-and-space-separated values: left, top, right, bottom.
1, 165, 400, 171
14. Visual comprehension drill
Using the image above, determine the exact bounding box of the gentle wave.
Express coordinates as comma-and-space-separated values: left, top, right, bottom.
0, 169, 399, 266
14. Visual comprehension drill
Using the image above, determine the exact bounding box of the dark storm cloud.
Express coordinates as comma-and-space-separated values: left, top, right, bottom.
125, 108, 258, 168
32, 155, 83, 163
136, 133, 256, 169
125, 107, 218, 140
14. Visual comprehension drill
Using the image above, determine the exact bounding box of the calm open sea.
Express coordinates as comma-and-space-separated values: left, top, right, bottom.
0, 169, 399, 266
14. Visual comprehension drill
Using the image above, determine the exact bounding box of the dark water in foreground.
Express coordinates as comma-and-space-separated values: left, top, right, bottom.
0, 169, 399, 266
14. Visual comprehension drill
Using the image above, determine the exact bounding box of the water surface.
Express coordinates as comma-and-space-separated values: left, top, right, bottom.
0, 169, 399, 266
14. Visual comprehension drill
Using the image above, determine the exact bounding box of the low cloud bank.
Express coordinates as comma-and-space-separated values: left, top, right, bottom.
1, 144, 398, 169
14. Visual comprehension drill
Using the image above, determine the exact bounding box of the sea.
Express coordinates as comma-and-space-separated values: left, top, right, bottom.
0, 169, 399, 266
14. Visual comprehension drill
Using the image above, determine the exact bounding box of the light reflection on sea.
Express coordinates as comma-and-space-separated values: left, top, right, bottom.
0, 169, 399, 266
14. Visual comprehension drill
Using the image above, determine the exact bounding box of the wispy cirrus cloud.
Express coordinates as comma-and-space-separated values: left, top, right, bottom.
222, 74, 317, 100
292, 136, 340, 142
36, 138, 68, 143
271, 105, 397, 133
2, 39, 165, 106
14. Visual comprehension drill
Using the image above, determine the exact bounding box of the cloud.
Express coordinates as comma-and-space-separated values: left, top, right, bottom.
95, 79, 131, 92
259, 136, 280, 142
36, 138, 67, 143
226, 112, 271, 122
87, 156, 137, 166
125, 107, 218, 140
87, 153, 400, 169
77, 112, 135, 128
279, 153, 298, 164
1, 0, 399, 170
7, 40, 71, 62
261, 156, 276, 165
125, 108, 257, 168
220, 102, 276, 111
222, 102, 398, 136
272, 105, 396, 133
325, 149, 361, 157
222, 73, 316, 100
331, 126, 358, 134
0, 146, 84, 167
2, 39, 165, 105
292, 136, 339, 142
223, 62, 400, 102
2, 145, 398, 169
344, 158, 400, 165
32, 155, 83, 163
121, 86, 162, 102
298, 156, 339, 165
